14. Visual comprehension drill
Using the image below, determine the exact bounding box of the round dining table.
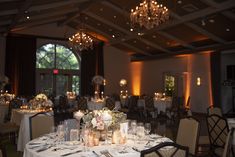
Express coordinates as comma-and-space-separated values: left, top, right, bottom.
23, 133, 173, 157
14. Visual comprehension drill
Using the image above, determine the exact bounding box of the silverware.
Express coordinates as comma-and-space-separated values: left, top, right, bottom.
60, 150, 82, 156
36, 145, 52, 152
100, 150, 113, 157
132, 147, 141, 152
92, 151, 100, 157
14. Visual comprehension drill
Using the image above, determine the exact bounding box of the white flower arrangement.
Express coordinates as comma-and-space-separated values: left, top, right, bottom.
35, 93, 48, 101
29, 93, 53, 109
75, 109, 126, 130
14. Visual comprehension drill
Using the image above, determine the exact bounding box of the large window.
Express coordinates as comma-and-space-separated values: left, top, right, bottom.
36, 43, 80, 96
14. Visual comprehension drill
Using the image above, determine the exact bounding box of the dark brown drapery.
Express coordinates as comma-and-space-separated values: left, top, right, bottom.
5, 34, 36, 96
80, 42, 104, 96
210, 51, 221, 108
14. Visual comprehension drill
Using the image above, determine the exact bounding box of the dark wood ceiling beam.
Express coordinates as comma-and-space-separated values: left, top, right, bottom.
0, 20, 11, 26
157, 31, 195, 49
170, 12, 226, 44
18, 8, 79, 23
83, 11, 172, 54
0, 9, 17, 16
71, 20, 151, 56
7, 0, 33, 33
11, 16, 66, 32
59, 0, 104, 26
185, 22, 226, 43
101, 0, 194, 49
203, 0, 235, 21
131, 41, 235, 61
102, 0, 235, 41
28, 0, 87, 12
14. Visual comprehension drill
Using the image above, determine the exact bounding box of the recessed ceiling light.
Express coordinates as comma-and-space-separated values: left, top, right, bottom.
112, 35, 115, 38
130, 28, 133, 31
113, 15, 116, 18
24, 10, 28, 14
26, 16, 30, 19
209, 19, 214, 23
126, 22, 129, 25
177, 0, 182, 4
97, 23, 101, 26
85, 17, 88, 20
138, 32, 144, 36
133, 40, 137, 43
226, 28, 230, 32
152, 35, 157, 38
100, 8, 103, 11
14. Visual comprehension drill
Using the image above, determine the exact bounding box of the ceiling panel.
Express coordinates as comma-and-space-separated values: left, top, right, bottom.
193, 13, 235, 41
125, 39, 160, 53
86, 2, 130, 31
142, 33, 181, 48
79, 14, 127, 39
164, 24, 209, 43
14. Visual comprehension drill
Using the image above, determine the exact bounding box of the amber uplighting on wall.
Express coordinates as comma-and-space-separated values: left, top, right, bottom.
130, 62, 143, 95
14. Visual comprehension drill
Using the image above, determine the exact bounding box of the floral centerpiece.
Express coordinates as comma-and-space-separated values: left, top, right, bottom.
74, 109, 126, 130
29, 93, 53, 110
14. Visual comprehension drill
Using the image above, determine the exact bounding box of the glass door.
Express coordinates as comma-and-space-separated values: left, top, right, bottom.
55, 75, 68, 96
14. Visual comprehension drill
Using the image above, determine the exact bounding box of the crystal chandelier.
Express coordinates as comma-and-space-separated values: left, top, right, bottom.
69, 29, 93, 51
130, 0, 169, 30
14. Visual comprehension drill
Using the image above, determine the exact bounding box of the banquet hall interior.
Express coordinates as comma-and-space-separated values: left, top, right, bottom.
0, 0, 235, 157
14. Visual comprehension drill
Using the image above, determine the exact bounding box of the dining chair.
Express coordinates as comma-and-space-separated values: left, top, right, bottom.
105, 98, 115, 110
29, 112, 54, 140
176, 117, 200, 156
144, 95, 155, 119
77, 97, 87, 111
0, 149, 2, 157
207, 106, 222, 116
222, 127, 234, 157
140, 142, 189, 157
0, 122, 19, 145
206, 114, 229, 157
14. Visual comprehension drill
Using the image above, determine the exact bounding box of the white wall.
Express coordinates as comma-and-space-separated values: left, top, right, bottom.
188, 53, 212, 113
0, 35, 6, 77
104, 45, 212, 113
221, 51, 235, 113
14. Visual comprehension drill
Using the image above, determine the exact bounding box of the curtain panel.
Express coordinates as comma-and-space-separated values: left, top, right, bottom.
210, 51, 221, 108
81, 42, 104, 96
5, 35, 36, 96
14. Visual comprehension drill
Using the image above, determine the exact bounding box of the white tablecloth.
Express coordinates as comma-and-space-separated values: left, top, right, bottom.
87, 101, 105, 110
137, 99, 172, 114
11, 109, 52, 152
87, 101, 121, 111
23, 133, 172, 157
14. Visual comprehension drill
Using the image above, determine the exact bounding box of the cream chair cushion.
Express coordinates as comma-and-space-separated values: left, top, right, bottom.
30, 113, 54, 139
176, 118, 199, 155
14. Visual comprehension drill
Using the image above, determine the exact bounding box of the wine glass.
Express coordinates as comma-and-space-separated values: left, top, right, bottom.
145, 123, 151, 135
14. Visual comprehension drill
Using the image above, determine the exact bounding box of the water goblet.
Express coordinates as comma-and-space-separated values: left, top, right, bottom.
144, 123, 151, 135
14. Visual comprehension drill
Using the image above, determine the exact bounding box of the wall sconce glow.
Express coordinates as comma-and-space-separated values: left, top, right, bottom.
197, 77, 201, 86
130, 62, 142, 95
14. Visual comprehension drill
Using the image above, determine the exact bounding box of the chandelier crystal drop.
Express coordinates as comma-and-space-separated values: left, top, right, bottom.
69, 30, 93, 51
130, 0, 169, 30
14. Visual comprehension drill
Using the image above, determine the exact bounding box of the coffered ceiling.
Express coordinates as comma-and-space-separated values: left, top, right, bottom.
0, 0, 235, 61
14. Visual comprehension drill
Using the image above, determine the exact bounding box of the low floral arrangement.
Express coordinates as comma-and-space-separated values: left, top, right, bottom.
74, 109, 126, 130
29, 93, 53, 109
